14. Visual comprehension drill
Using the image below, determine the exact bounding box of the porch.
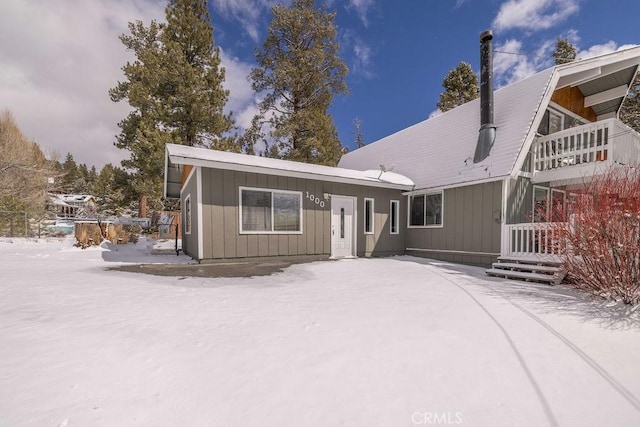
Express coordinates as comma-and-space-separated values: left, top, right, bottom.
486, 222, 566, 285
531, 118, 640, 184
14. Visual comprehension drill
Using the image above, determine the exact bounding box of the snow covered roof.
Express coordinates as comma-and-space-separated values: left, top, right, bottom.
339, 46, 640, 191
164, 144, 415, 198
339, 68, 554, 191
49, 194, 95, 205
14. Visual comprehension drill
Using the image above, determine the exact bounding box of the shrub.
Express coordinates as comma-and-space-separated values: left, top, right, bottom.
559, 167, 640, 305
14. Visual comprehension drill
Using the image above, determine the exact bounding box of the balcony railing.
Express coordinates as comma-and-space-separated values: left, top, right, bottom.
532, 118, 640, 178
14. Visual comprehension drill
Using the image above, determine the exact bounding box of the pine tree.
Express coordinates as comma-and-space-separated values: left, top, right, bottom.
248, 0, 348, 166
620, 72, 640, 134
353, 117, 365, 148
436, 62, 479, 112
110, 0, 234, 209
60, 153, 79, 192
552, 38, 577, 65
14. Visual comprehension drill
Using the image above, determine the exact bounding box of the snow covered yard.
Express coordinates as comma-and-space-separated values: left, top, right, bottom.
1, 238, 639, 427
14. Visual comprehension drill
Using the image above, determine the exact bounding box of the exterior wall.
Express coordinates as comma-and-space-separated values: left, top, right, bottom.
507, 175, 534, 224
181, 167, 199, 259
197, 168, 406, 261
406, 181, 503, 267
551, 87, 597, 122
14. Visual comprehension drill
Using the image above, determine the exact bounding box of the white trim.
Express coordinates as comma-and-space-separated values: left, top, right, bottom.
510, 69, 558, 180
167, 151, 414, 191
532, 185, 550, 222
238, 186, 304, 235
196, 167, 203, 260
501, 177, 509, 256
184, 194, 192, 235
406, 248, 500, 257
364, 197, 374, 235
407, 191, 444, 228
402, 175, 504, 196
547, 101, 589, 126
390, 200, 399, 235
584, 84, 629, 107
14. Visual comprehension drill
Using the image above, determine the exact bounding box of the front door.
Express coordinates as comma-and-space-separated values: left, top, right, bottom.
331, 195, 355, 258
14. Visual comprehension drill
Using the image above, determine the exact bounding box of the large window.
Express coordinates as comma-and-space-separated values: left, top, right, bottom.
409, 192, 443, 227
240, 187, 302, 234
390, 200, 399, 234
364, 198, 374, 234
184, 195, 192, 234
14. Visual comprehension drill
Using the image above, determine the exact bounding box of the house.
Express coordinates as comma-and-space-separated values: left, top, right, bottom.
165, 31, 640, 273
48, 194, 96, 219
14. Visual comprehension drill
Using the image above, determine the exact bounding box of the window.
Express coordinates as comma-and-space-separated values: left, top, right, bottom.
240, 187, 302, 234
409, 192, 443, 227
184, 195, 192, 234
533, 186, 550, 222
390, 200, 399, 234
364, 198, 374, 234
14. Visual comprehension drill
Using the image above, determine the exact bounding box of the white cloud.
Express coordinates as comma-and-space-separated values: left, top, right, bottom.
210, 0, 274, 42
578, 42, 639, 60
347, 0, 374, 27
493, 39, 554, 86
219, 48, 257, 130
0, 0, 166, 168
493, 0, 579, 32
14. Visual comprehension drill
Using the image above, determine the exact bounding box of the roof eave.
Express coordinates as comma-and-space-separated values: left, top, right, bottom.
168, 153, 414, 191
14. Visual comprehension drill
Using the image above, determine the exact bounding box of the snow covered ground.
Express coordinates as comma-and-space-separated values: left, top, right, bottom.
1, 237, 639, 427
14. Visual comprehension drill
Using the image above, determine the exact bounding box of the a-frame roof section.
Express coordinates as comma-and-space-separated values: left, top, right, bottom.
164, 144, 414, 198
339, 69, 553, 191
339, 46, 640, 191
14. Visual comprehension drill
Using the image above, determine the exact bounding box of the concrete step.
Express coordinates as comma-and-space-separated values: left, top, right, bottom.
486, 268, 563, 285
491, 262, 561, 274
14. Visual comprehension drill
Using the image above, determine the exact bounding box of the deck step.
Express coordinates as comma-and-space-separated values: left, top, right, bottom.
486, 268, 562, 284
497, 256, 564, 266
491, 262, 561, 274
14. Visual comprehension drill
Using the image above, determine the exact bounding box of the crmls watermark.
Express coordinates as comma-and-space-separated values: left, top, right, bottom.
411, 411, 463, 425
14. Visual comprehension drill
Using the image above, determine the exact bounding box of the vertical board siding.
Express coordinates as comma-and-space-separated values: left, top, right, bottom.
181, 168, 199, 259
195, 167, 407, 261
407, 181, 503, 260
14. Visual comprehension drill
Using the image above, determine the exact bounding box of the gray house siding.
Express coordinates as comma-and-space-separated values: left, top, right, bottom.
197, 168, 406, 261
406, 181, 503, 266
181, 168, 199, 259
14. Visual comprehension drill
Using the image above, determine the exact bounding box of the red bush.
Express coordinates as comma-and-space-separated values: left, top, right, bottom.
558, 167, 640, 305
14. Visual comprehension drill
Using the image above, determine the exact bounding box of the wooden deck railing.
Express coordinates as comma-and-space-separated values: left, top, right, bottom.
532, 118, 640, 173
503, 222, 567, 257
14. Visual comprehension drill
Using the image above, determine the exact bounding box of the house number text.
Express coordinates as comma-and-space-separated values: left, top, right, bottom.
305, 191, 325, 208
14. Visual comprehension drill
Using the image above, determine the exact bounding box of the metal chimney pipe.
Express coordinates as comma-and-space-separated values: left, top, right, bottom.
474, 29, 497, 163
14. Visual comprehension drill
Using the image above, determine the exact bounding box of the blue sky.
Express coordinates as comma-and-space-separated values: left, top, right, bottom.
0, 0, 639, 167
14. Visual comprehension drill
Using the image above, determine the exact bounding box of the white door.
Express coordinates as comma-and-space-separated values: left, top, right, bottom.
331, 196, 355, 258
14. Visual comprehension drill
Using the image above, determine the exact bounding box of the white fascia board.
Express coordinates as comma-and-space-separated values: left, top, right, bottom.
168, 154, 414, 191
196, 167, 203, 261
584, 84, 629, 107
163, 145, 169, 198
402, 175, 506, 196
556, 55, 640, 89
509, 70, 559, 180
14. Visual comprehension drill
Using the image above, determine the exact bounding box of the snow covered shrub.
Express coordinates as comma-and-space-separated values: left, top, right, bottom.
559, 167, 640, 305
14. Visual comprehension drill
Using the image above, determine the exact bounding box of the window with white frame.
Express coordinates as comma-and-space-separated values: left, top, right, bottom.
184, 194, 192, 234
364, 198, 374, 234
240, 187, 302, 233
409, 192, 443, 227
390, 200, 399, 234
